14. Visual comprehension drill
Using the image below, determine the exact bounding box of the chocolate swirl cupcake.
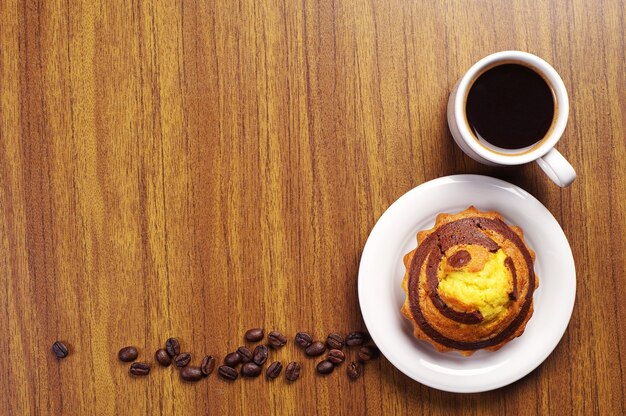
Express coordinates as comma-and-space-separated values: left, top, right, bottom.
401, 206, 538, 356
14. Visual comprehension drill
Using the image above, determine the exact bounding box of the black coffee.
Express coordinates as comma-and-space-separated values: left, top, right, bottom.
466, 63, 555, 149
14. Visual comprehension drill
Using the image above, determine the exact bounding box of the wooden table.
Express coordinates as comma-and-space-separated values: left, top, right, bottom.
1, 0, 624, 414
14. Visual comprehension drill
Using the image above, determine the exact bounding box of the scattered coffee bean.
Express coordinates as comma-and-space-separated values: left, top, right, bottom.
295, 332, 313, 349
326, 333, 344, 350
253, 345, 268, 366
266, 361, 283, 379
129, 362, 150, 376
346, 331, 370, 347
327, 349, 345, 365
201, 355, 216, 376
347, 361, 362, 380
118, 346, 139, 362
237, 346, 253, 363
52, 341, 69, 359
224, 351, 242, 367
165, 338, 180, 357
285, 361, 301, 381
155, 349, 172, 366
245, 328, 264, 342
305, 341, 326, 357
115, 329, 378, 383
268, 331, 287, 348
180, 366, 203, 382
241, 362, 262, 377
358, 345, 380, 362
174, 352, 192, 368
316, 360, 334, 375
218, 365, 238, 380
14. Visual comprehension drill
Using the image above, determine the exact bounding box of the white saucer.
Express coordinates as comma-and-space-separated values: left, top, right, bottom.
358, 175, 576, 393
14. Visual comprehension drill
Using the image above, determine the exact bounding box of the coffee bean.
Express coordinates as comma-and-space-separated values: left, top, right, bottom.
224, 351, 242, 367
201, 355, 216, 376
285, 361, 301, 381
266, 361, 282, 379
180, 366, 203, 382
244, 328, 264, 342
165, 338, 180, 357
305, 341, 326, 357
327, 349, 345, 365
253, 345, 268, 366
118, 346, 138, 362
346, 331, 370, 347
237, 346, 253, 363
218, 365, 238, 380
52, 341, 69, 359
347, 361, 362, 380
241, 362, 262, 377
155, 349, 172, 367
326, 333, 344, 350
267, 331, 287, 348
358, 345, 380, 362
295, 332, 313, 349
129, 362, 150, 376
174, 352, 191, 368
316, 360, 334, 375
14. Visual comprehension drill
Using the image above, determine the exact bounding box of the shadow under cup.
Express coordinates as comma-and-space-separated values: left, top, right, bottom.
463, 61, 558, 156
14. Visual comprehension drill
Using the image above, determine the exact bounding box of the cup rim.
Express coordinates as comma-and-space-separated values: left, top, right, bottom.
454, 51, 569, 165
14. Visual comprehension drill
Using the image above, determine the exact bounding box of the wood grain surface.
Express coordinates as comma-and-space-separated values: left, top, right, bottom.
1, 0, 625, 414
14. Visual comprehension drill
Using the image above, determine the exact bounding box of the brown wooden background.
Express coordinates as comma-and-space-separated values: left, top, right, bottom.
1, 0, 624, 414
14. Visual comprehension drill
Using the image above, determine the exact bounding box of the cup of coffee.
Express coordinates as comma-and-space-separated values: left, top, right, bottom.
447, 51, 576, 187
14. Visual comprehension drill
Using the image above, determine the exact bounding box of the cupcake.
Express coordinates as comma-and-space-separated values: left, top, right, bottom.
401, 206, 538, 356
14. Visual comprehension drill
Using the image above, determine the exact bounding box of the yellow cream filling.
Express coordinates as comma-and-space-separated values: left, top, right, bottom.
438, 249, 512, 321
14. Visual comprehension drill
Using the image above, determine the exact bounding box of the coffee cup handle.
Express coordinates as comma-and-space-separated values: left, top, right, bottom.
536, 148, 576, 187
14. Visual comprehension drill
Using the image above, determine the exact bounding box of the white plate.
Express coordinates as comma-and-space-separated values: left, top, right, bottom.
358, 175, 576, 393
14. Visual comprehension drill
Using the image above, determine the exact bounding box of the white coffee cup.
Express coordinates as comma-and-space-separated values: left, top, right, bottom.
447, 51, 576, 187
